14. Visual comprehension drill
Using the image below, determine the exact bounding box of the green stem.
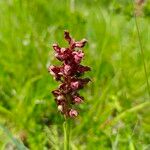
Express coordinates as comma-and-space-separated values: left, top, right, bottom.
70, 0, 75, 13
63, 118, 70, 150
132, 0, 150, 97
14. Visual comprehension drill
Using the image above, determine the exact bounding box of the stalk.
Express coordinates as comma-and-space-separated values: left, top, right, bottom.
70, 0, 75, 13
63, 118, 70, 150
132, 0, 150, 97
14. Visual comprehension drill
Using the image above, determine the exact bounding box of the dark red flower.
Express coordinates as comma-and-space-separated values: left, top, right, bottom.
63, 64, 72, 75
48, 65, 63, 80
49, 31, 91, 118
72, 95, 84, 104
52, 89, 61, 97
68, 109, 78, 117
75, 39, 87, 48
53, 44, 61, 52
70, 81, 80, 90
77, 65, 91, 73
72, 50, 84, 63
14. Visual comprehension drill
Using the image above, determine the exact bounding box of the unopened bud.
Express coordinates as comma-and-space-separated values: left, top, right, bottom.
57, 95, 64, 100
58, 105, 63, 112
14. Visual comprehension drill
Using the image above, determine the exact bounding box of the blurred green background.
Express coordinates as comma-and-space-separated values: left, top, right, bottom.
0, 0, 150, 149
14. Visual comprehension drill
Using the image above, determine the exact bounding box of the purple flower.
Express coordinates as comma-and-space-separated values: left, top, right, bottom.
49, 31, 91, 118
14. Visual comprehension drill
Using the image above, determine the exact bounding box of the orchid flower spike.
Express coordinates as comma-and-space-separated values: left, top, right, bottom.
49, 31, 91, 118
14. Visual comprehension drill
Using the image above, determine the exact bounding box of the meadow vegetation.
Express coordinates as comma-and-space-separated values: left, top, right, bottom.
0, 0, 150, 149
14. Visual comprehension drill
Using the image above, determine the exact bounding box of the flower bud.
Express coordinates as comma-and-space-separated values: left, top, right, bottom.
58, 105, 63, 112
57, 95, 64, 100
64, 31, 72, 44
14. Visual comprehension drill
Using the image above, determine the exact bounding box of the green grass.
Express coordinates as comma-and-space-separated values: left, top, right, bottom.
0, 0, 150, 149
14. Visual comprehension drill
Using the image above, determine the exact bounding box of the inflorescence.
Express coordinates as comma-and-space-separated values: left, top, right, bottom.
48, 31, 91, 118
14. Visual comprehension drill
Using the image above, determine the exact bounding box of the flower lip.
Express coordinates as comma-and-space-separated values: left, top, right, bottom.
70, 78, 91, 91
69, 109, 78, 117
73, 95, 83, 104
70, 81, 80, 90
64, 64, 72, 75
72, 50, 84, 63
60, 48, 67, 53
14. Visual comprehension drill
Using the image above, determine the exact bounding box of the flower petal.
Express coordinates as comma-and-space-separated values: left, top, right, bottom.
77, 65, 91, 73
75, 39, 87, 48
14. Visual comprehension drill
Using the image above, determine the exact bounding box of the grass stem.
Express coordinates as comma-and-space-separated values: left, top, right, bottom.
132, 0, 150, 97
63, 118, 70, 150
70, 0, 75, 13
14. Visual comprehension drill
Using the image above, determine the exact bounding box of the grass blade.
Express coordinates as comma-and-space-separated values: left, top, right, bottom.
0, 124, 28, 150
